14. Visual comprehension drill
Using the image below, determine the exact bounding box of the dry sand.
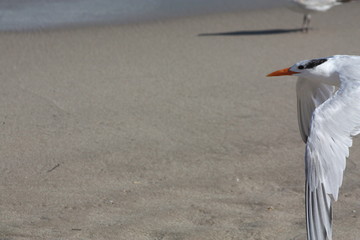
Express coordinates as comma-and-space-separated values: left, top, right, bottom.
1, 4, 360, 240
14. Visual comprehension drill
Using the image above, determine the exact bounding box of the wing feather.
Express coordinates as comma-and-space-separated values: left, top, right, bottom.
296, 77, 335, 143
305, 76, 360, 239
306, 177, 332, 240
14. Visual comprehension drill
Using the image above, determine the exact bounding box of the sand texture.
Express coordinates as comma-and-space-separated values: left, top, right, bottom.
1, 4, 360, 240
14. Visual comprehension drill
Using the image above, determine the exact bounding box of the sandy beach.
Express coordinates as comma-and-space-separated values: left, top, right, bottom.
1, 4, 360, 240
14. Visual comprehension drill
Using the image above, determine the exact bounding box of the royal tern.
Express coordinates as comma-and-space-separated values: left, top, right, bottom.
267, 55, 360, 240
289, 0, 353, 32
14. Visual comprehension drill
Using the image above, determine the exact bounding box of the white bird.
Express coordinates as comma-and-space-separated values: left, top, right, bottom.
267, 55, 360, 240
289, 0, 353, 32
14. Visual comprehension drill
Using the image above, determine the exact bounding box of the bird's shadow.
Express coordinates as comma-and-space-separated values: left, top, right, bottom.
198, 28, 304, 36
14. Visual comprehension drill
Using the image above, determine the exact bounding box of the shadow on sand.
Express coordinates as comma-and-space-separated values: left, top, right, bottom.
198, 28, 304, 36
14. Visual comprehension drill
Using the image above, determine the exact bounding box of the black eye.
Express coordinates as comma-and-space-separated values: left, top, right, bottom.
298, 65, 304, 70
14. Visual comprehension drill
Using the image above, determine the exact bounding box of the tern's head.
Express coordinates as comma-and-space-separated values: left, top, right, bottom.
267, 56, 339, 85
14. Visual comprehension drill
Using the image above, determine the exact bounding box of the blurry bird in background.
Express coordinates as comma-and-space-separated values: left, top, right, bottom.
289, 0, 353, 32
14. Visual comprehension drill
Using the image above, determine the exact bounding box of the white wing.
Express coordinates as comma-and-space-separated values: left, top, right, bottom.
305, 74, 360, 240
296, 77, 335, 143
305, 180, 332, 240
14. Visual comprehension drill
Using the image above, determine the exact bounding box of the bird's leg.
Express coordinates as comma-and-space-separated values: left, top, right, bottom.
302, 14, 307, 32
302, 14, 311, 32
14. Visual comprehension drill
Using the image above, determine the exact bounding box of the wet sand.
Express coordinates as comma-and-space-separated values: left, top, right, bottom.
1, 4, 360, 240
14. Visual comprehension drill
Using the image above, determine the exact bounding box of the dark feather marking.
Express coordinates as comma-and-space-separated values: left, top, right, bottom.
305, 59, 328, 69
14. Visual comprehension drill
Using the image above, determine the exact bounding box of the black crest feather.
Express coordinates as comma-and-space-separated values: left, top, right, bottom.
304, 58, 327, 69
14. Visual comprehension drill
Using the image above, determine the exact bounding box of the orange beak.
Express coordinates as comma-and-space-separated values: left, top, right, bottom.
267, 67, 299, 77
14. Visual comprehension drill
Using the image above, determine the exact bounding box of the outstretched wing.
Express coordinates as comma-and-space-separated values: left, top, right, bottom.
305, 75, 360, 240
296, 77, 335, 143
